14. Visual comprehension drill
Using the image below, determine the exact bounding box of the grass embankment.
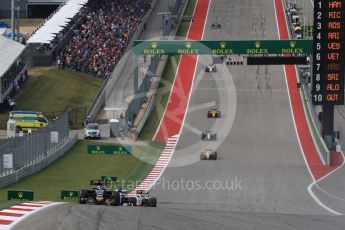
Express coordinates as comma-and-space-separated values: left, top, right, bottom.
0, 67, 103, 129
0, 140, 164, 209
138, 0, 197, 141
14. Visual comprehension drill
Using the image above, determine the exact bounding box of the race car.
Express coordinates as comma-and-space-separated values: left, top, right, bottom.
207, 107, 221, 118
200, 149, 217, 160
130, 190, 157, 207
112, 189, 157, 207
205, 64, 217, 72
211, 23, 221, 29
201, 130, 217, 141
112, 188, 136, 206
78, 179, 117, 205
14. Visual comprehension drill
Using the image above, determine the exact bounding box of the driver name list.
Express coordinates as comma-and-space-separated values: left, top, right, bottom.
312, 0, 345, 105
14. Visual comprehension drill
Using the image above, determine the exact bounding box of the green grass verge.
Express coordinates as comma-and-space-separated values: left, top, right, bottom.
0, 67, 103, 129
0, 18, 43, 27
16, 67, 103, 113
0, 140, 164, 209
138, 0, 196, 141
0, 201, 20, 210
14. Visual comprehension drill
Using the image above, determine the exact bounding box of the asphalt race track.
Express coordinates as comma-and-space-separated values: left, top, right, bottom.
11, 0, 345, 229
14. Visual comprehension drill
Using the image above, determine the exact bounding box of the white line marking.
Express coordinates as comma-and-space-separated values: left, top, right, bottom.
307, 183, 342, 215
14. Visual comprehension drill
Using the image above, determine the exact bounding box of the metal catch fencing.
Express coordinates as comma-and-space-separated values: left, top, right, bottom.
0, 111, 71, 178
125, 0, 185, 126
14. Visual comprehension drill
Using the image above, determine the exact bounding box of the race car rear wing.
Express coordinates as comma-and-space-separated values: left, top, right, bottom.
136, 190, 149, 194
90, 179, 104, 186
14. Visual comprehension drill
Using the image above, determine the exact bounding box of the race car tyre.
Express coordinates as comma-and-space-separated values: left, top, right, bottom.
200, 154, 206, 160
112, 191, 120, 206
213, 152, 217, 160
148, 197, 157, 207
142, 199, 148, 206
78, 189, 87, 204
201, 134, 206, 140
15, 126, 22, 133
128, 197, 137, 206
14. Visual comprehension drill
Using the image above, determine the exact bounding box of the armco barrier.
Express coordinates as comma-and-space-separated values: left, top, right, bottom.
134, 0, 189, 136
135, 93, 157, 136
0, 134, 77, 188
301, 83, 330, 165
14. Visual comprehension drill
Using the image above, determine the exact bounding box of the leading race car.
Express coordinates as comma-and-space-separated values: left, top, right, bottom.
200, 149, 218, 160
78, 179, 117, 205
201, 130, 217, 141
211, 23, 222, 29
207, 107, 221, 118
205, 64, 217, 72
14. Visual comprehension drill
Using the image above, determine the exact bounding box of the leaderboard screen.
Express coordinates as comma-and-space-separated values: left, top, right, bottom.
312, 0, 345, 105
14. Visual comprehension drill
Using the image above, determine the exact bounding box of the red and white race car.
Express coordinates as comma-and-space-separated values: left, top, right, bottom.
129, 190, 157, 207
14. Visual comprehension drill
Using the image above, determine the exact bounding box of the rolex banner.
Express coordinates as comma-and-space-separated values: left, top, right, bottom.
87, 145, 132, 155
61, 190, 79, 201
133, 40, 312, 55
8, 190, 34, 201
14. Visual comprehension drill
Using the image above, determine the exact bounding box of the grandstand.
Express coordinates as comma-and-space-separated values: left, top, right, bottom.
26, 0, 151, 76
27, 0, 88, 44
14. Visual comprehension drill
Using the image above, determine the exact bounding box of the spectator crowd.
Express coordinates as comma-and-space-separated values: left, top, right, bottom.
57, 0, 151, 78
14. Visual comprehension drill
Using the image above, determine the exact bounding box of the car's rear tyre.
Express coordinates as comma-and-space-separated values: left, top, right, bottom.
213, 152, 217, 160
112, 191, 120, 206
15, 126, 22, 133
200, 154, 206, 160
148, 197, 157, 207
128, 197, 137, 206
78, 189, 87, 204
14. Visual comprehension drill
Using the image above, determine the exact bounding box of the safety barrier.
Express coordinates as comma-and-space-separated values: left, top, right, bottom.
300, 84, 330, 165
0, 134, 77, 188
133, 0, 190, 137
0, 111, 77, 187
